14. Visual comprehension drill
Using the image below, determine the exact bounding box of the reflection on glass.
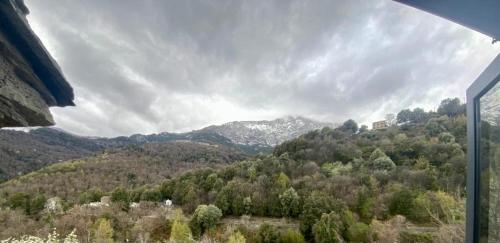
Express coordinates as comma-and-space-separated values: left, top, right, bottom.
479, 80, 500, 243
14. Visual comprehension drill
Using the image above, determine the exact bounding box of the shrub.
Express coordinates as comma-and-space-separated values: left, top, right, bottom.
140, 188, 162, 202
434, 224, 465, 243
29, 194, 46, 215
438, 132, 455, 144
321, 162, 352, 177
257, 224, 281, 243
356, 188, 375, 223
189, 204, 222, 238
365, 149, 395, 172
6, 193, 46, 216
79, 189, 104, 204
399, 230, 434, 243
388, 188, 416, 219
280, 229, 305, 243
413, 191, 464, 224
111, 187, 130, 209
346, 222, 371, 242
93, 218, 114, 243
371, 220, 398, 243
228, 231, 246, 243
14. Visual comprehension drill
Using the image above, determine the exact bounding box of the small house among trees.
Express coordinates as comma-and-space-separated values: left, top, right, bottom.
372, 120, 388, 130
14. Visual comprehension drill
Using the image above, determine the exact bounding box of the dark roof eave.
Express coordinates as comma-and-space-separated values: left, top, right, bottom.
394, 0, 500, 40
0, 0, 74, 107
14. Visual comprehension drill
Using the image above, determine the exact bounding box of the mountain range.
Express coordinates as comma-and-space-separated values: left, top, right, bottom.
201, 116, 334, 146
0, 116, 333, 180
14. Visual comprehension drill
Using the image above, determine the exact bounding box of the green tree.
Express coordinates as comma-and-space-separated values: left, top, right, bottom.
203, 173, 219, 191
257, 224, 281, 243
340, 119, 358, 134
243, 196, 252, 215
79, 188, 104, 204
248, 166, 257, 182
140, 188, 162, 201
438, 132, 455, 144
93, 218, 114, 243
346, 222, 371, 242
7, 192, 30, 214
425, 116, 448, 136
111, 186, 130, 210
300, 192, 340, 239
126, 172, 137, 187
279, 187, 300, 217
182, 186, 200, 213
437, 98, 465, 117
411, 108, 429, 124
397, 109, 412, 124
312, 212, 344, 243
215, 186, 231, 214
160, 180, 176, 199
281, 229, 305, 243
170, 210, 193, 243
190, 204, 223, 238
29, 194, 46, 215
365, 149, 395, 172
276, 172, 291, 189
228, 231, 246, 243
369, 148, 386, 161
413, 191, 464, 224
321, 162, 352, 177
356, 187, 375, 223
389, 187, 416, 220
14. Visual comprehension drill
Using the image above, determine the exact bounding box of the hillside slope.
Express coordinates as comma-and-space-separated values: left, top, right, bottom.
0, 128, 104, 181
0, 98, 476, 242
0, 140, 247, 201
0, 128, 262, 180
0, 116, 330, 180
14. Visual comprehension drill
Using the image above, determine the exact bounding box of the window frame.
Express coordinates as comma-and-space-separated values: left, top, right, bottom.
466, 53, 500, 243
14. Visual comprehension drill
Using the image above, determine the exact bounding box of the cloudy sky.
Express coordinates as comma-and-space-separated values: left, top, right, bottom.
24, 0, 500, 137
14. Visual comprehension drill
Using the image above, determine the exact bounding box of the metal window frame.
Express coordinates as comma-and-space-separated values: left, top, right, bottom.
466, 53, 500, 243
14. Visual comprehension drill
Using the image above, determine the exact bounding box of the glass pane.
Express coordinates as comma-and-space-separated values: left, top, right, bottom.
479, 80, 500, 243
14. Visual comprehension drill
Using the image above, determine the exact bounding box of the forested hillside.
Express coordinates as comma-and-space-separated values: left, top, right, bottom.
0, 98, 479, 243
0, 127, 267, 181
0, 141, 247, 202
0, 128, 104, 181
149, 99, 468, 242
1, 116, 330, 181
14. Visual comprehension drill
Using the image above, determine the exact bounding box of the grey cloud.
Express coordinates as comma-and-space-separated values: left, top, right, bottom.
25, 0, 500, 136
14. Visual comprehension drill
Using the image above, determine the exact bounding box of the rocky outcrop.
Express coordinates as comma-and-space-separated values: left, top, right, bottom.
0, 0, 74, 127
0, 31, 53, 126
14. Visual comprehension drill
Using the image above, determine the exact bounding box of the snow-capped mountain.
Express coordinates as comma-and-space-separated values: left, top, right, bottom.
200, 116, 335, 146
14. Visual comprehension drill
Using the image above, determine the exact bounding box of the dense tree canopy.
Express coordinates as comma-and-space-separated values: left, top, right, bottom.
437, 98, 466, 117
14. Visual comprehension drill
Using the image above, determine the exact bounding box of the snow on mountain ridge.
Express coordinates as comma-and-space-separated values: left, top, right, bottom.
201, 116, 335, 146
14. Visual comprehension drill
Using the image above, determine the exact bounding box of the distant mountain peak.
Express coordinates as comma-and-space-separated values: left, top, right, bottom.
201, 116, 334, 146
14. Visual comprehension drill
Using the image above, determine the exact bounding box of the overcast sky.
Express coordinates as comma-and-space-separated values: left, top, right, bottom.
25, 0, 500, 137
